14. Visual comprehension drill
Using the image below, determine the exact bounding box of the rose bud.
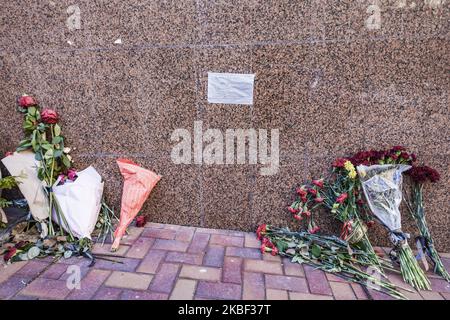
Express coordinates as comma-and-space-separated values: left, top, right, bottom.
3, 247, 17, 262
136, 215, 147, 228
293, 214, 302, 221
67, 169, 77, 181
41, 108, 59, 124
18, 95, 36, 108
308, 188, 317, 196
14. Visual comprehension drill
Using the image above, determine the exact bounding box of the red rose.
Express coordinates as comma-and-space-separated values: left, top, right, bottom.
41, 108, 59, 124
333, 158, 348, 168
302, 210, 311, 217
5, 151, 13, 157
270, 247, 278, 256
260, 244, 267, 254
366, 220, 375, 228
18, 95, 36, 108
308, 188, 317, 196
3, 247, 17, 262
293, 214, 302, 221
336, 193, 348, 204
136, 215, 147, 227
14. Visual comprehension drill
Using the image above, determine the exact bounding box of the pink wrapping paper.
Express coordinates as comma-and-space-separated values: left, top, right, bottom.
111, 158, 161, 251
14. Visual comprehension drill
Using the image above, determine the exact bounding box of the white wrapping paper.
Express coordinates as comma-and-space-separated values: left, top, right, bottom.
52, 166, 104, 239
1, 151, 49, 221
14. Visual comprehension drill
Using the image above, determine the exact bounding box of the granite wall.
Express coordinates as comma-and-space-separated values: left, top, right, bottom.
0, 1, 449, 250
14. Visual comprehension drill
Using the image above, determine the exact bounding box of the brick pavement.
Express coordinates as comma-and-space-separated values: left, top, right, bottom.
1, 223, 450, 300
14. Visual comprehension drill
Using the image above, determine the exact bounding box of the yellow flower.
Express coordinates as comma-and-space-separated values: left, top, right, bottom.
344, 160, 357, 179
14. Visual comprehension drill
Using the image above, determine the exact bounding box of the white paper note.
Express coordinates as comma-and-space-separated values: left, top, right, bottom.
207, 72, 255, 105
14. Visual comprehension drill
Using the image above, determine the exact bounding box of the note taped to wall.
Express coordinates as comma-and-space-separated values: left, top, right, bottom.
207, 72, 255, 105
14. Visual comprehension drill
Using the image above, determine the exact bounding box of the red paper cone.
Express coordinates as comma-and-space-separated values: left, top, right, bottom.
111, 159, 161, 251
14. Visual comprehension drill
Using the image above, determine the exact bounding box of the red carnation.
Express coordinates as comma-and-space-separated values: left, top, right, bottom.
314, 197, 324, 203
18, 95, 36, 108
41, 108, 59, 124
336, 193, 348, 204
333, 158, 348, 168
296, 187, 307, 196
312, 179, 324, 188
135, 215, 147, 227
407, 165, 440, 184
288, 207, 299, 214
391, 146, 406, 152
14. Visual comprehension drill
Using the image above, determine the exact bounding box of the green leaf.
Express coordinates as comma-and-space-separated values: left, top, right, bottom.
28, 106, 37, 116
35, 152, 43, 161
53, 150, 63, 158
52, 136, 63, 145
311, 244, 322, 258
44, 149, 53, 159
62, 155, 71, 168
54, 124, 61, 137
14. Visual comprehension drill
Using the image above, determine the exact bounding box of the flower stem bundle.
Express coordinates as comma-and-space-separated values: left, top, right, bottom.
405, 166, 450, 281
257, 225, 407, 300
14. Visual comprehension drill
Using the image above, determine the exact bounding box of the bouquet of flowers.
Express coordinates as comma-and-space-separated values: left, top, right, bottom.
404, 165, 450, 281
357, 164, 431, 290
257, 224, 408, 300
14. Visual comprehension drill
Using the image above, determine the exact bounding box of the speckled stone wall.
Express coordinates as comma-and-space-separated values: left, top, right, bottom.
0, 1, 449, 250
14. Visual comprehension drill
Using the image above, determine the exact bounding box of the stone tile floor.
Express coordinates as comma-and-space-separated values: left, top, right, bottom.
1, 222, 449, 300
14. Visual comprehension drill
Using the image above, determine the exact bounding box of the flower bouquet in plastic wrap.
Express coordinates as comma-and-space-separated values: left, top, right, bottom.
357, 164, 431, 290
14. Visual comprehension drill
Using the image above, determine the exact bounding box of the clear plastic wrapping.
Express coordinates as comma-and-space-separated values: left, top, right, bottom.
357, 164, 411, 232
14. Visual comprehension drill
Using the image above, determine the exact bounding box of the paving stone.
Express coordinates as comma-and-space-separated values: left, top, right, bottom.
196, 281, 241, 300
325, 273, 346, 283
166, 252, 203, 265
152, 239, 189, 252
137, 249, 167, 274
170, 279, 197, 300
420, 290, 445, 300
429, 277, 450, 293
175, 227, 195, 242
266, 289, 288, 300
20, 278, 71, 299
225, 247, 262, 260
105, 271, 153, 290
188, 232, 210, 254
244, 259, 283, 275
204, 245, 225, 267
223, 257, 242, 284
369, 289, 396, 300
350, 283, 369, 300
289, 292, 334, 300
242, 272, 265, 300
125, 238, 154, 259
265, 274, 309, 293
0, 261, 28, 284
120, 227, 144, 245
179, 265, 222, 281
92, 243, 130, 256
149, 263, 180, 293
0, 275, 32, 299
282, 258, 304, 277
15, 260, 49, 277
41, 263, 69, 280
210, 234, 244, 247
440, 292, 450, 300
196, 227, 229, 235
141, 228, 177, 240
12, 295, 39, 300
330, 281, 357, 300
144, 222, 166, 229
66, 269, 111, 300
164, 224, 182, 231
262, 253, 282, 262
95, 257, 141, 272
303, 265, 333, 296
244, 233, 261, 248
93, 287, 122, 300
121, 289, 168, 300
